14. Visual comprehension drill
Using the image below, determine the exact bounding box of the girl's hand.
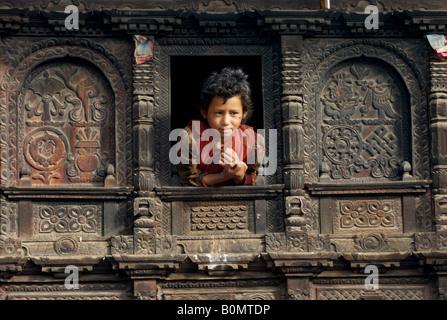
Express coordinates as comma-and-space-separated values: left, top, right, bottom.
221, 147, 240, 166
219, 148, 247, 183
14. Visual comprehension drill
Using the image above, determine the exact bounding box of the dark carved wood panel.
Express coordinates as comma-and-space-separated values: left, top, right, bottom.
319, 58, 410, 181
300, 38, 432, 234
301, 39, 429, 183
184, 202, 254, 235
1, 37, 132, 188
333, 196, 402, 234
21, 60, 114, 186
32, 201, 103, 239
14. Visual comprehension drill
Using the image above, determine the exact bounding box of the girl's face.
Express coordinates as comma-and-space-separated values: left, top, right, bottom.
201, 95, 247, 140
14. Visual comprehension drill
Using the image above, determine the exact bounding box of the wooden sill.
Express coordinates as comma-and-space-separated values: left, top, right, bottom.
2, 186, 134, 199
155, 184, 284, 201
306, 180, 431, 195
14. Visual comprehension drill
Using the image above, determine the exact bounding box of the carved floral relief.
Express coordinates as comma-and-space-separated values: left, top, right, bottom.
334, 198, 402, 233
319, 59, 410, 180
21, 60, 115, 185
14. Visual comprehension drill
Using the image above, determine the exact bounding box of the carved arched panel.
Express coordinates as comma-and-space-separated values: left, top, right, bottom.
20, 59, 115, 185
318, 58, 411, 181
301, 40, 431, 233
302, 41, 429, 184
1, 42, 131, 188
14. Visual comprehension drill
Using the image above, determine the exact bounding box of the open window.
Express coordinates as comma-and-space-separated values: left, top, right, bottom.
170, 55, 264, 131
169, 55, 265, 187
154, 43, 283, 240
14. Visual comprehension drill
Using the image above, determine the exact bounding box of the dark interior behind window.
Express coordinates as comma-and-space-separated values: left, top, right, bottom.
170, 56, 264, 131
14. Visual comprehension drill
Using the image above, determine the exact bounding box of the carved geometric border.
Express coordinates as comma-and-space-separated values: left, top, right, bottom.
314, 285, 431, 300
0, 283, 131, 300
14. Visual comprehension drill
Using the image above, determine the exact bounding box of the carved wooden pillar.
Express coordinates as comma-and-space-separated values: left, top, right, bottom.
132, 37, 157, 255
281, 35, 304, 194
430, 57, 447, 248
133, 55, 156, 196
280, 35, 309, 246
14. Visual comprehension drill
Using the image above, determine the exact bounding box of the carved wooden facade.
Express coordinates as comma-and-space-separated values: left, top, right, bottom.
0, 0, 446, 300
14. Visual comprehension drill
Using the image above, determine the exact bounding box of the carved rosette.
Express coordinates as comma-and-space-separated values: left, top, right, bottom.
353, 233, 389, 252
414, 233, 437, 251
134, 228, 155, 255
111, 235, 134, 255
265, 233, 287, 252
54, 236, 79, 255
286, 231, 308, 252
0, 236, 21, 255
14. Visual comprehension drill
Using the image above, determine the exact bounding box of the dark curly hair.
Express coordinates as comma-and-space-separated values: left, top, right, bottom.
199, 67, 254, 123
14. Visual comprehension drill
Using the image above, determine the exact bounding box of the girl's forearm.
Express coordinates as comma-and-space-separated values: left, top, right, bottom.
232, 175, 246, 185
202, 172, 231, 186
